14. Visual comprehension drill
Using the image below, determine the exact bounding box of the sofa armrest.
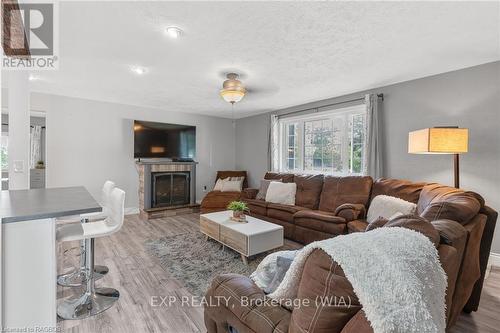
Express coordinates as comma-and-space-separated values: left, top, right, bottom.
204, 274, 291, 333
334, 203, 366, 221
242, 188, 259, 200
431, 219, 468, 248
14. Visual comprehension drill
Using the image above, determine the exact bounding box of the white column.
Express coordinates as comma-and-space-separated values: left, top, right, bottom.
7, 72, 30, 190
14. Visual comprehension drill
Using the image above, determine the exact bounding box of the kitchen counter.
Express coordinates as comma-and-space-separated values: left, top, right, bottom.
1, 186, 101, 223
1, 186, 102, 329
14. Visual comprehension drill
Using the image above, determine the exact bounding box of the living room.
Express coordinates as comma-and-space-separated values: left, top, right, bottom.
1, 1, 499, 333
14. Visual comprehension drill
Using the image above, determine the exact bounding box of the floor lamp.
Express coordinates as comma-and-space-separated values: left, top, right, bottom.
408, 127, 469, 188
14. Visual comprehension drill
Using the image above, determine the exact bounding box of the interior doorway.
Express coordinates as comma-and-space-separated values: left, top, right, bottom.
0, 110, 46, 190
29, 111, 46, 189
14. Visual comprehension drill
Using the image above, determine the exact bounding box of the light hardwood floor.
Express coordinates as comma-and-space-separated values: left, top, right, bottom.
58, 213, 500, 333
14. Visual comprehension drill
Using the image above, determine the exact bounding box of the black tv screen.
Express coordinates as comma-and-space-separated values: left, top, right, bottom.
134, 120, 196, 159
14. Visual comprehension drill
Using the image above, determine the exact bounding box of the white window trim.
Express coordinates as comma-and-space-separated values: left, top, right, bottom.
278, 104, 367, 176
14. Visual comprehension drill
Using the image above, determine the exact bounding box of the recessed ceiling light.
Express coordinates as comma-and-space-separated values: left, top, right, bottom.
131, 66, 147, 75
165, 26, 182, 39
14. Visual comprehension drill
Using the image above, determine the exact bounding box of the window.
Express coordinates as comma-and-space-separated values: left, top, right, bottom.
278, 104, 367, 175
1, 133, 7, 171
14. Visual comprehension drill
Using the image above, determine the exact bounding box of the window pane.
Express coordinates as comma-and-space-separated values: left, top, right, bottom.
278, 105, 366, 175
305, 122, 313, 133
332, 144, 342, 172
304, 146, 315, 170
332, 118, 343, 144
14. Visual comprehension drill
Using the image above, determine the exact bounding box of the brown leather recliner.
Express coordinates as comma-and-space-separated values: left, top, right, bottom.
206, 175, 497, 332
200, 171, 248, 213
204, 218, 469, 333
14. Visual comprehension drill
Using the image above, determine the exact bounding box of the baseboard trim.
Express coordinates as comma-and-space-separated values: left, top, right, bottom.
490, 252, 500, 268
125, 207, 140, 215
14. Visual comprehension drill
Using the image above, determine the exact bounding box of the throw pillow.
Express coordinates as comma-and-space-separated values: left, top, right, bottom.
367, 195, 417, 223
221, 180, 243, 192
250, 250, 298, 294
265, 182, 297, 205
256, 179, 282, 200
265, 254, 296, 294
213, 178, 226, 191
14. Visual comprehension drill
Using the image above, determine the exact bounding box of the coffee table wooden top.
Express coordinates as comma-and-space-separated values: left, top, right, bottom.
200, 210, 283, 236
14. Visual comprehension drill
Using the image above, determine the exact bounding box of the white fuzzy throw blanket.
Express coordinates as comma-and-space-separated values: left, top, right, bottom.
269, 227, 447, 333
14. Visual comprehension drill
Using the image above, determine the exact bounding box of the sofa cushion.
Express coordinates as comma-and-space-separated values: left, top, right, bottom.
294, 174, 324, 209
267, 203, 309, 223
265, 172, 295, 183
370, 178, 428, 204
244, 198, 268, 216
200, 191, 241, 209
294, 210, 346, 235
294, 210, 346, 224
319, 176, 373, 213
417, 184, 482, 224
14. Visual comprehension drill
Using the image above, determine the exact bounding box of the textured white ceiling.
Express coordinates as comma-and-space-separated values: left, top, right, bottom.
16, 1, 500, 118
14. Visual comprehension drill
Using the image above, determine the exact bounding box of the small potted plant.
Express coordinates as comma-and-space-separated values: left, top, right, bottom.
227, 201, 249, 222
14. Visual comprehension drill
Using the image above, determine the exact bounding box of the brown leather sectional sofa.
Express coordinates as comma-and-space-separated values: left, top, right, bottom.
203, 172, 498, 333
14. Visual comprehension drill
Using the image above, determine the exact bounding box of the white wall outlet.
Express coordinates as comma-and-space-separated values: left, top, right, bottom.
13, 160, 24, 173
203, 185, 207, 192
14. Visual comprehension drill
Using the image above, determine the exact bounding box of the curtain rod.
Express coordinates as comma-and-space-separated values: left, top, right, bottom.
276, 93, 384, 119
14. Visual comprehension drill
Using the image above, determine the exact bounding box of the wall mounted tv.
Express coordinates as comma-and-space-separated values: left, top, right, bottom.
134, 120, 196, 160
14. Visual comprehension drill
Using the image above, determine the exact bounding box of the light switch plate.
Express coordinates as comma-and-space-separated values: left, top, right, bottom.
13, 160, 24, 173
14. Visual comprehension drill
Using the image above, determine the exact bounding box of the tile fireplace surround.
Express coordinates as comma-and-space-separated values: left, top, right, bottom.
136, 161, 199, 220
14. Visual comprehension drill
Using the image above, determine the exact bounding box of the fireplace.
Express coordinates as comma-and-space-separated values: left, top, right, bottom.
151, 172, 190, 208
137, 161, 198, 220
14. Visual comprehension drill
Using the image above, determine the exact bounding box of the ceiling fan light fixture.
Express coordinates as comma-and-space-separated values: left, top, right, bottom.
220, 90, 245, 104
220, 73, 246, 104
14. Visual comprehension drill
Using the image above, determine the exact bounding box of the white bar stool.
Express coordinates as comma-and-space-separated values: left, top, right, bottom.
57, 181, 115, 287
57, 187, 125, 320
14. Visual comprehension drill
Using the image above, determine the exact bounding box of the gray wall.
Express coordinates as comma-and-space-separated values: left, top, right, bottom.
235, 61, 500, 252
2, 93, 236, 209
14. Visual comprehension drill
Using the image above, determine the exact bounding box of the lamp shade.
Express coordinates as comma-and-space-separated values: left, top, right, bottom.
408, 127, 468, 154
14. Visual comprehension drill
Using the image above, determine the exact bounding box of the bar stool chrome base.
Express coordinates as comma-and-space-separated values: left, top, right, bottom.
57, 288, 119, 320
57, 265, 109, 287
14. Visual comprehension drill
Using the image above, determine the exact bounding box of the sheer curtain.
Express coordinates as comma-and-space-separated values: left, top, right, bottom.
30, 125, 42, 169
364, 94, 384, 178
268, 114, 280, 171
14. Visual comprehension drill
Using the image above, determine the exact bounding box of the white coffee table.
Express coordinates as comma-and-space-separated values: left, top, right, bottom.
200, 210, 284, 264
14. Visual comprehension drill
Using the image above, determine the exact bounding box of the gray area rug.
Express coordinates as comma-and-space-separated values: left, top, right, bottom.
145, 232, 279, 297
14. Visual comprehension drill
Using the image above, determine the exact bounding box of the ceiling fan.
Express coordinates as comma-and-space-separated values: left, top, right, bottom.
219, 72, 280, 105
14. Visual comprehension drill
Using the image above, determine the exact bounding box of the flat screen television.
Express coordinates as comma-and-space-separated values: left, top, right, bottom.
134, 120, 196, 160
